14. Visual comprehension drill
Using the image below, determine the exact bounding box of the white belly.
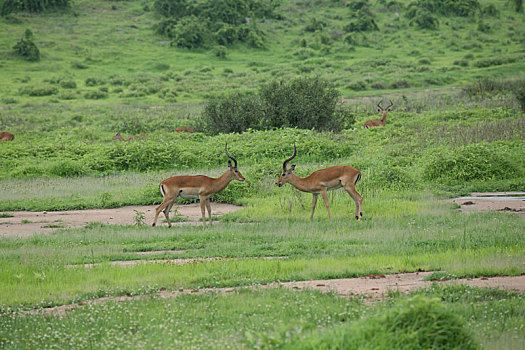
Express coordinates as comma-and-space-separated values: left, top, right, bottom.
179, 189, 200, 199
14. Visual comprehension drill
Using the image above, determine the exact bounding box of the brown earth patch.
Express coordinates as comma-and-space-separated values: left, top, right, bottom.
452, 192, 525, 214
0, 203, 243, 238
24, 272, 525, 316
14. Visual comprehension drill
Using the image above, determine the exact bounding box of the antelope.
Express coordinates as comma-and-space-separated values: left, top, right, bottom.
175, 127, 195, 133
152, 143, 245, 227
363, 99, 393, 128
276, 144, 363, 221
0, 132, 14, 141
112, 131, 148, 141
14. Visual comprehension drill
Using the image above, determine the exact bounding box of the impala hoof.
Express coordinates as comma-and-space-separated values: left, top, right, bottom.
152, 223, 156, 227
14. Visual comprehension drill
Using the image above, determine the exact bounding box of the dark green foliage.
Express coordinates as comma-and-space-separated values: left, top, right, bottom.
406, 0, 480, 17
406, 7, 439, 29
169, 16, 208, 48
12, 29, 40, 61
512, 0, 523, 13
200, 92, 264, 134
0, 0, 70, 16
83, 90, 108, 100
304, 17, 326, 32
287, 297, 477, 350
200, 77, 347, 134
344, 10, 378, 32
482, 4, 499, 17
346, 0, 369, 11
153, 0, 276, 48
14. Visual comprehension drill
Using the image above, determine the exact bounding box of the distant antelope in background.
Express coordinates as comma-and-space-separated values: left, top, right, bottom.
363, 99, 393, 128
0, 132, 14, 141
175, 127, 195, 133
112, 131, 148, 141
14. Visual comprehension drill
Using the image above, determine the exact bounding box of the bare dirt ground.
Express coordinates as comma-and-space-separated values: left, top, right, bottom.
25, 272, 525, 316
0, 203, 242, 238
452, 192, 525, 214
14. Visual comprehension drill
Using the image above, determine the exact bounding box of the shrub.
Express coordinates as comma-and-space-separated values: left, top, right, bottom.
85, 77, 107, 86
304, 17, 326, 32
84, 90, 107, 100
19, 85, 57, 96
0, 0, 71, 16
288, 297, 477, 350
515, 85, 525, 112
482, 4, 499, 17
423, 143, 521, 184
60, 79, 77, 89
12, 29, 40, 61
216, 24, 237, 45
344, 10, 379, 32
170, 16, 208, 48
199, 77, 344, 134
47, 160, 87, 177
407, 8, 439, 30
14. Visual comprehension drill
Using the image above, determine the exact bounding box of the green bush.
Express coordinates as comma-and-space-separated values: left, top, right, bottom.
12, 29, 40, 61
423, 143, 521, 184
170, 16, 208, 48
1, 0, 70, 16
83, 90, 108, 100
344, 10, 379, 32
47, 160, 87, 177
19, 85, 57, 96
287, 296, 477, 350
515, 84, 525, 112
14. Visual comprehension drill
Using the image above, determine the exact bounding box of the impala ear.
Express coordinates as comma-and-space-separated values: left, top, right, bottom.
290, 164, 296, 171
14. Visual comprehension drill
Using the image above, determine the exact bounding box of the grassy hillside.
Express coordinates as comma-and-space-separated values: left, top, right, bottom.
0, 0, 524, 107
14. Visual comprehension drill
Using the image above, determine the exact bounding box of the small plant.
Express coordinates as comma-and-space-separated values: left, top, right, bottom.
0, 213, 14, 218
133, 210, 146, 226
12, 29, 40, 61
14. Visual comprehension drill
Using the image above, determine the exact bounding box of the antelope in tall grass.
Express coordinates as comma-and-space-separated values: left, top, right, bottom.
152, 143, 245, 227
363, 99, 393, 128
276, 144, 363, 220
0, 132, 14, 141
174, 127, 195, 133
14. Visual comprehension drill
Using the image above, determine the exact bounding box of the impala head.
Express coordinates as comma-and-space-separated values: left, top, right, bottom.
112, 132, 122, 140
225, 143, 245, 182
377, 99, 394, 113
276, 143, 297, 187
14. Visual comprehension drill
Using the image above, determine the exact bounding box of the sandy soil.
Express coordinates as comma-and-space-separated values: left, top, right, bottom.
452, 192, 525, 214
25, 272, 525, 316
0, 203, 242, 238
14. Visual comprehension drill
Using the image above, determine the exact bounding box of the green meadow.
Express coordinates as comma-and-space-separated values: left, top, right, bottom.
1, 0, 525, 348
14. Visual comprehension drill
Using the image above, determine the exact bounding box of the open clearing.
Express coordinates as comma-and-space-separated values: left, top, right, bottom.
452, 192, 525, 214
0, 203, 242, 237
25, 272, 525, 316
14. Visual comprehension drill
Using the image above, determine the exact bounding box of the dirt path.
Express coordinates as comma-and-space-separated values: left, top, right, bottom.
452, 192, 525, 214
0, 203, 242, 238
24, 272, 525, 316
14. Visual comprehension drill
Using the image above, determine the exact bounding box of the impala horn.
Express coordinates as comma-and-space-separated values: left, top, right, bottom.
283, 143, 297, 171
225, 142, 238, 167
386, 99, 394, 110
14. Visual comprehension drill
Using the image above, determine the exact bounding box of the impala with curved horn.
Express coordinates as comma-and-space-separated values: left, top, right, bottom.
152, 143, 245, 227
276, 144, 363, 220
363, 99, 393, 128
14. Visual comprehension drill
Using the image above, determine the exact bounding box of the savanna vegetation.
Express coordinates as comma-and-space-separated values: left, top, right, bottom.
0, 0, 524, 349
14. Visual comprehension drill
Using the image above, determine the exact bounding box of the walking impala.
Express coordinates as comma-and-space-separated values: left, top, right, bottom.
276, 144, 363, 220
152, 143, 245, 227
363, 99, 393, 128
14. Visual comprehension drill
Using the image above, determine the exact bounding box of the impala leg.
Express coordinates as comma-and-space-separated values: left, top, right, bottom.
205, 199, 212, 223
153, 195, 176, 227
310, 194, 319, 220
321, 190, 332, 219
345, 185, 363, 220
163, 201, 175, 228
199, 196, 207, 225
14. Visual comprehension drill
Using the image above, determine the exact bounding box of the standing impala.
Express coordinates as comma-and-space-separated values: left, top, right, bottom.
152, 144, 245, 227
363, 99, 393, 128
276, 144, 363, 220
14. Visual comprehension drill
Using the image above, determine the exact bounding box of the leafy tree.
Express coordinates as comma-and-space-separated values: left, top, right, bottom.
344, 10, 379, 32
169, 16, 208, 48
1, 0, 70, 16
407, 7, 439, 29
13, 29, 40, 61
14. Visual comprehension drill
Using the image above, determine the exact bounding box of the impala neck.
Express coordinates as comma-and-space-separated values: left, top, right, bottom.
381, 111, 387, 125
213, 170, 235, 193
287, 173, 312, 192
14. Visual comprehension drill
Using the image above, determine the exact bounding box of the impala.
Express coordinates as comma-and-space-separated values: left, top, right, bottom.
175, 126, 195, 133
0, 132, 14, 141
363, 99, 393, 128
152, 143, 245, 227
276, 144, 363, 220
112, 131, 148, 141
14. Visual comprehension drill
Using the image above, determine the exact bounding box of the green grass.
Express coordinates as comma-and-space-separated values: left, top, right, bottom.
0, 286, 523, 349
